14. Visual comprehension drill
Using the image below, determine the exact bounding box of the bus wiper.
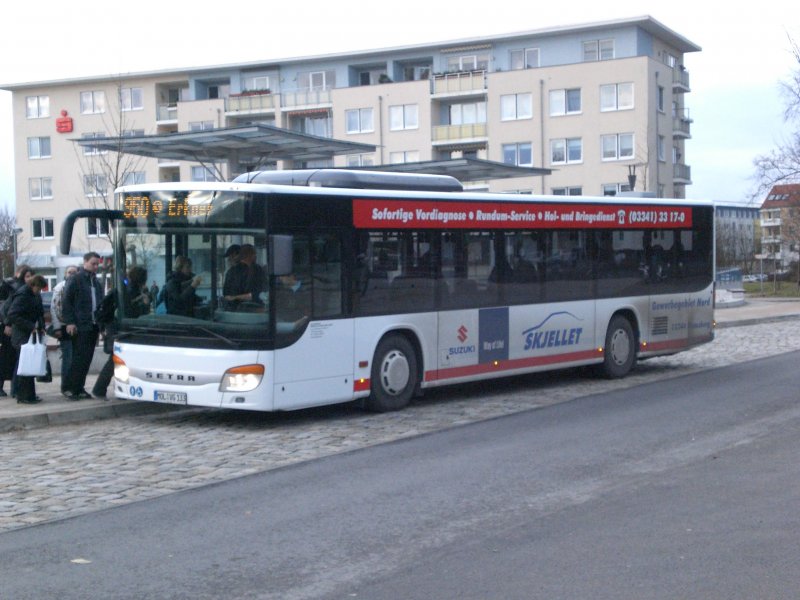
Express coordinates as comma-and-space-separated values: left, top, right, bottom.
193, 326, 240, 348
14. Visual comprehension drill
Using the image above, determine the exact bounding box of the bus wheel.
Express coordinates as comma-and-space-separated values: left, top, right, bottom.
601, 315, 636, 378
366, 334, 418, 412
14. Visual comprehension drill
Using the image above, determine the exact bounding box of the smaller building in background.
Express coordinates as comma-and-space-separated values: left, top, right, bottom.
758, 184, 800, 273
715, 201, 760, 273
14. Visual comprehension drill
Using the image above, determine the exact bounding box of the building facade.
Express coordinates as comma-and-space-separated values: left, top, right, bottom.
715, 202, 760, 270
2, 16, 699, 281
758, 184, 800, 272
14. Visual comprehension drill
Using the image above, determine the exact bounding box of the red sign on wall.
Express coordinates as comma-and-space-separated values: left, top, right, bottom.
353, 199, 693, 230
56, 110, 73, 133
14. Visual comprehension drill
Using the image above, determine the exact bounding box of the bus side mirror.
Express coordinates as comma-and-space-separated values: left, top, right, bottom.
269, 235, 293, 276
60, 209, 124, 255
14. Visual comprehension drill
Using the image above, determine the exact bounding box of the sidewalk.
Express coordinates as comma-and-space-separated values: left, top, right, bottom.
2, 297, 800, 432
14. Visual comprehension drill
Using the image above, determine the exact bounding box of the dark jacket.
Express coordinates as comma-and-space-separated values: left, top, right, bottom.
0, 277, 25, 326
7, 285, 45, 349
62, 267, 104, 330
165, 271, 199, 317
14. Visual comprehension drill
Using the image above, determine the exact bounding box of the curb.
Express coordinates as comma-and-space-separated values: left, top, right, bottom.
715, 313, 800, 329
0, 400, 185, 433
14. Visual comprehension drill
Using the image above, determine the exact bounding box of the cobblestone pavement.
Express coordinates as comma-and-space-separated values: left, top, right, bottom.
2, 320, 800, 532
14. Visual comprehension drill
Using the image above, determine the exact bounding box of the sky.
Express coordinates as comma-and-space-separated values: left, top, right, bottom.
1, 0, 798, 213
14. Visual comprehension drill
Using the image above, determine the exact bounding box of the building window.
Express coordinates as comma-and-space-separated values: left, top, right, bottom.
80, 90, 106, 114
510, 48, 539, 70
345, 153, 376, 167
122, 129, 145, 137
500, 93, 532, 121
552, 186, 583, 196
188, 121, 215, 131
26, 95, 49, 119
601, 133, 635, 161
658, 136, 666, 162
191, 166, 216, 182
600, 83, 634, 111
389, 104, 419, 130
122, 171, 146, 186
29, 177, 53, 200
550, 138, 582, 164
549, 88, 581, 116
299, 70, 335, 91
657, 86, 665, 113
448, 101, 486, 125
345, 108, 374, 133
243, 75, 270, 91
502, 143, 532, 167
389, 150, 419, 164
583, 39, 614, 62
602, 183, 632, 196
82, 132, 107, 155
27, 137, 51, 159
83, 174, 108, 196
446, 53, 489, 72
87, 218, 110, 238
31, 218, 55, 240
120, 87, 143, 111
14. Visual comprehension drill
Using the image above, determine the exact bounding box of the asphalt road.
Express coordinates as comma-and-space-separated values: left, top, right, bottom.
1, 351, 799, 599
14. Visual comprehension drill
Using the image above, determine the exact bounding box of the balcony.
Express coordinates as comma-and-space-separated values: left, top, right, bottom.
672, 110, 692, 139
672, 68, 691, 93
226, 92, 278, 114
281, 88, 332, 110
673, 163, 692, 184
432, 123, 488, 145
761, 218, 781, 227
156, 103, 178, 123
431, 71, 487, 97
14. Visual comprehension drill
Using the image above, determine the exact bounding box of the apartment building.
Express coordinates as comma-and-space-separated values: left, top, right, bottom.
2, 15, 699, 282
758, 184, 800, 272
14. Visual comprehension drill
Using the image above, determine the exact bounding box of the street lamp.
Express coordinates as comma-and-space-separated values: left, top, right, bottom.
12, 226, 22, 269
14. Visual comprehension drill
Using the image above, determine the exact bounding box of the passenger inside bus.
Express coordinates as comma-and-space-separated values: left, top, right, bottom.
222, 243, 266, 310
164, 256, 203, 317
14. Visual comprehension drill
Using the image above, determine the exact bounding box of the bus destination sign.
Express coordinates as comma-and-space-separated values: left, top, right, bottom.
353, 199, 693, 230
123, 195, 214, 220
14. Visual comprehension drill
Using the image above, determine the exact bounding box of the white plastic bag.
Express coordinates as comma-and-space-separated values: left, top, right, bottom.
17, 331, 47, 377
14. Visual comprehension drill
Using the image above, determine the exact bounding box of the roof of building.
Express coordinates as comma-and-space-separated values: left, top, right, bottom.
1, 16, 699, 89
762, 184, 800, 209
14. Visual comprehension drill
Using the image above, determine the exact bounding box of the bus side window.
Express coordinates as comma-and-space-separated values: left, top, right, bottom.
311, 232, 343, 318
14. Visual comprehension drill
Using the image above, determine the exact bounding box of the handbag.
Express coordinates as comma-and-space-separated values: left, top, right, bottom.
17, 331, 48, 377
36, 358, 53, 383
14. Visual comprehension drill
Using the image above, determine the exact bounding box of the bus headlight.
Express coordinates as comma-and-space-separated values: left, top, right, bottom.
113, 354, 130, 383
220, 364, 265, 392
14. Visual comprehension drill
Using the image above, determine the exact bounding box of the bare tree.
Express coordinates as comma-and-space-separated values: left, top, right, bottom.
73, 80, 149, 246
753, 36, 800, 195
0, 206, 17, 278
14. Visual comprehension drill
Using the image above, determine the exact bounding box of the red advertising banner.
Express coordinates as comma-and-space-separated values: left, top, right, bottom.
353, 199, 693, 230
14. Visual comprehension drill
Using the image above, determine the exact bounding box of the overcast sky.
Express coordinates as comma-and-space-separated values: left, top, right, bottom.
1, 0, 797, 212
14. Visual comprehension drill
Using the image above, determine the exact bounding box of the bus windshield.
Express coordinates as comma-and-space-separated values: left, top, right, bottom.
116, 189, 310, 349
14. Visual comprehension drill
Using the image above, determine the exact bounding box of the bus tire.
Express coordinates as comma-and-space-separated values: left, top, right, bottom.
365, 334, 418, 412
601, 315, 636, 378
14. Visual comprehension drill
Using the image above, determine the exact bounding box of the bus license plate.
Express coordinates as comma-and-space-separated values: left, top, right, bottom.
154, 391, 187, 405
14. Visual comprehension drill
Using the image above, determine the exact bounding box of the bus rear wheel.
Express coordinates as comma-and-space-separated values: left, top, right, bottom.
365, 334, 418, 412
601, 315, 636, 378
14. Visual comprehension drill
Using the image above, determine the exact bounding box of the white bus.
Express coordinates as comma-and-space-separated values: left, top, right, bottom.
62, 170, 714, 412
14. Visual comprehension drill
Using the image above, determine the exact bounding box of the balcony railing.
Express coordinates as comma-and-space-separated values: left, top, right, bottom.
672, 68, 691, 93
431, 70, 487, 96
673, 163, 692, 184
761, 218, 781, 227
432, 123, 488, 143
226, 92, 278, 113
281, 88, 332, 108
672, 110, 692, 138
156, 104, 178, 122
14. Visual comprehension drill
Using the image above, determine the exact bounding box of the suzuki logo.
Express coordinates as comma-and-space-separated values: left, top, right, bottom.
457, 325, 468, 343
